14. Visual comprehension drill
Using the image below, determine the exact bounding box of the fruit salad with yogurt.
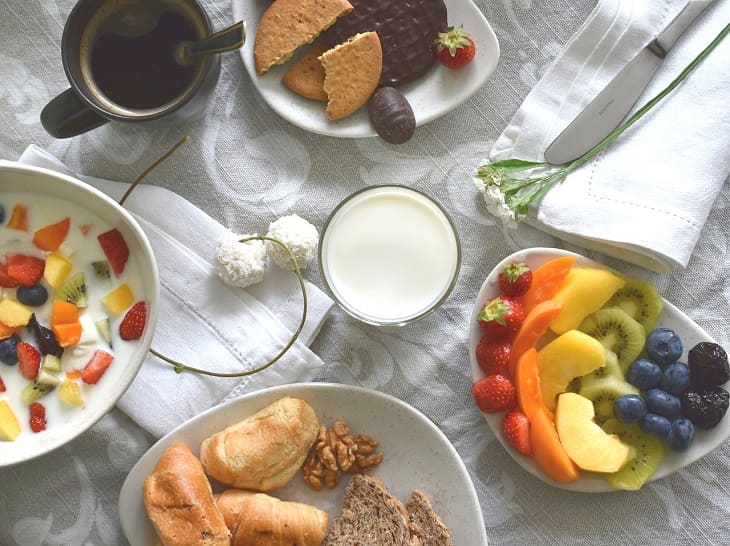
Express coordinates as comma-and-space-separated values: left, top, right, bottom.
0, 194, 148, 442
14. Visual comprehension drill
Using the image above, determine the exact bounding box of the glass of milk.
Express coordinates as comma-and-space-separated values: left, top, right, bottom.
319, 185, 461, 326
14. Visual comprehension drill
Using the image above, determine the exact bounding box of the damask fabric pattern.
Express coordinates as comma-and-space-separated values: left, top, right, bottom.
0, 1, 729, 545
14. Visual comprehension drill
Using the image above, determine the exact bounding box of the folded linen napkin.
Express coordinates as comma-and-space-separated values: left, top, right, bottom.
490, 0, 730, 272
11, 145, 334, 437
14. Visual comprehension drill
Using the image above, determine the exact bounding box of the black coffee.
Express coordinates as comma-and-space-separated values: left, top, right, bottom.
90, 11, 197, 109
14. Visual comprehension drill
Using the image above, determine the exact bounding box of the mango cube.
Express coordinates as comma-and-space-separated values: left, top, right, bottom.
44, 253, 73, 288
102, 284, 134, 316
0, 400, 21, 441
0, 299, 33, 327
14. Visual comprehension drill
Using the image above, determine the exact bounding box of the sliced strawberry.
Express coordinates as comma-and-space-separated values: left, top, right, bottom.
33, 217, 70, 251
119, 301, 147, 341
29, 402, 47, 433
0, 263, 18, 288
502, 409, 533, 457
0, 376, 6, 392
472, 374, 517, 413
81, 350, 115, 384
5, 254, 45, 287
17, 342, 41, 380
97, 228, 129, 276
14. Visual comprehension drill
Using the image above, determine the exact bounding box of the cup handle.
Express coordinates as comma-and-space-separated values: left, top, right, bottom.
41, 88, 108, 139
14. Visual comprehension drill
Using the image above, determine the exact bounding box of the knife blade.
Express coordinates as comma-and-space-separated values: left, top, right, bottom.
544, 0, 716, 165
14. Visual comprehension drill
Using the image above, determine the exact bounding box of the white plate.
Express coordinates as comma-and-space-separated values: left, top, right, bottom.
119, 382, 488, 545
469, 248, 730, 493
231, 0, 500, 138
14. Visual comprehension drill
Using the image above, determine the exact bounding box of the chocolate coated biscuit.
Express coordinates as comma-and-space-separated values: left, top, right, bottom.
323, 0, 447, 87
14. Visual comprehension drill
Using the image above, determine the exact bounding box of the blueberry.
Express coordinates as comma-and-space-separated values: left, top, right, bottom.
666, 418, 695, 452
646, 328, 683, 365
641, 413, 672, 438
661, 362, 691, 395
0, 334, 21, 365
645, 388, 682, 419
627, 358, 662, 390
16, 285, 48, 307
614, 394, 647, 423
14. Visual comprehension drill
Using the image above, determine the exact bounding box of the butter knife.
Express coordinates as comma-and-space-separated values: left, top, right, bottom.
544, 0, 716, 165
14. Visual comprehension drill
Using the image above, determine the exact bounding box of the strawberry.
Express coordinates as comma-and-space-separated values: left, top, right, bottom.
498, 263, 533, 297
0, 263, 18, 288
477, 296, 525, 340
29, 402, 47, 433
502, 409, 533, 457
119, 301, 147, 341
472, 374, 516, 413
476, 337, 511, 377
0, 376, 5, 392
81, 350, 115, 385
436, 25, 476, 70
97, 228, 129, 276
5, 254, 45, 287
17, 342, 41, 380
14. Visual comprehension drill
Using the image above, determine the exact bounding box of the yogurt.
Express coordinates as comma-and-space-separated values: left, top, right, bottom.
320, 186, 460, 325
0, 192, 147, 440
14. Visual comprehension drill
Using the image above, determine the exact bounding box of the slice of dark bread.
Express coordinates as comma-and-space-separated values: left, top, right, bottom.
406, 490, 454, 546
323, 474, 411, 546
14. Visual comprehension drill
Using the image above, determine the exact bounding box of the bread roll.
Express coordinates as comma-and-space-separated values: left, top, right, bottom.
231, 493, 328, 546
200, 397, 319, 491
215, 489, 255, 532
143, 442, 230, 546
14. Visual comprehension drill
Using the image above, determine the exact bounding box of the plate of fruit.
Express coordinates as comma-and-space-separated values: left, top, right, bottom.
232, 0, 499, 139
469, 248, 730, 492
0, 163, 158, 467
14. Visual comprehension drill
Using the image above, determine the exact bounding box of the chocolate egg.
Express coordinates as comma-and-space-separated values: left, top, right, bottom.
368, 87, 416, 145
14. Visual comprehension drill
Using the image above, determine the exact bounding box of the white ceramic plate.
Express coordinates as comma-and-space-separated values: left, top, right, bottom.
119, 382, 488, 545
0, 164, 159, 467
469, 247, 730, 493
231, 0, 500, 138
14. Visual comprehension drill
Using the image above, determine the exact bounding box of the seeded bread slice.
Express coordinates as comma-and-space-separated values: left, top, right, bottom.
406, 490, 454, 546
323, 474, 411, 546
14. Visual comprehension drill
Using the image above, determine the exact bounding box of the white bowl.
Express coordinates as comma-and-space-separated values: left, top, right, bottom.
468, 247, 730, 492
0, 163, 159, 467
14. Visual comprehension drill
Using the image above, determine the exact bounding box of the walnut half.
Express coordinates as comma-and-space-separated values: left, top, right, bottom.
302, 419, 383, 491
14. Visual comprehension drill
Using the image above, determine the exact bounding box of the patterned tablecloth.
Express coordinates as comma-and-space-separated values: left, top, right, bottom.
2, 1, 730, 544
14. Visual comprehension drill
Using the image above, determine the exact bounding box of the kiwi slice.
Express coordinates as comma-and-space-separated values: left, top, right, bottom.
602, 419, 664, 490
605, 278, 663, 332
579, 375, 639, 425
41, 355, 62, 374
92, 260, 111, 280
95, 318, 112, 347
21, 381, 55, 403
54, 271, 88, 308
579, 308, 646, 372
584, 349, 624, 383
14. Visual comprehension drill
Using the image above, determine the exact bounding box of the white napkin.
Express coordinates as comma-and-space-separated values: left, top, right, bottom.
490, 0, 730, 272
12, 145, 334, 438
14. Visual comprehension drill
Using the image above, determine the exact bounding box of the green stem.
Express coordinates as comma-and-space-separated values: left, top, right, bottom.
150, 235, 308, 378
565, 21, 730, 172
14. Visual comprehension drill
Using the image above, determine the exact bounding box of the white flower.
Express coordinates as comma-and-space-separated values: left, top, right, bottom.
266, 215, 319, 271
215, 233, 267, 288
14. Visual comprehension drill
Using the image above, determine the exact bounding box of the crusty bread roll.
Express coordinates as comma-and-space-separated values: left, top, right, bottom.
200, 397, 319, 491
215, 489, 255, 532
231, 492, 328, 546
143, 442, 230, 546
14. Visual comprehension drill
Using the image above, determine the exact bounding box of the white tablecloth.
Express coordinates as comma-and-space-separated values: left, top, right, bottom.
1, 1, 729, 545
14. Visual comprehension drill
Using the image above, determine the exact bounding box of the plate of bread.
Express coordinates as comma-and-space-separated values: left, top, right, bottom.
231, 0, 499, 138
119, 382, 488, 545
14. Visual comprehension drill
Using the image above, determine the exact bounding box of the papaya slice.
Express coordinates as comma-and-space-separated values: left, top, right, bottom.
518, 257, 576, 314
508, 300, 564, 377
530, 405, 580, 483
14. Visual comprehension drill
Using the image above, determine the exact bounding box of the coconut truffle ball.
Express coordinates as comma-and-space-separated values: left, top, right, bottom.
265, 215, 319, 271
215, 233, 267, 288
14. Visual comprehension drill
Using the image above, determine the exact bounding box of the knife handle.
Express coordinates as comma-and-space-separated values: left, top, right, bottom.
655, 0, 716, 54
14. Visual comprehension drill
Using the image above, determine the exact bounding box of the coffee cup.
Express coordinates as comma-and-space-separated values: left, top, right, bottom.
41, 0, 240, 138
